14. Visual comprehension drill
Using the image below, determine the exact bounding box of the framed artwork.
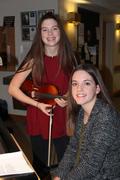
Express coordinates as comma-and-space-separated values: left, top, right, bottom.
3, 16, 15, 27
22, 26, 36, 41
21, 11, 37, 26
21, 9, 54, 41
21, 11, 37, 41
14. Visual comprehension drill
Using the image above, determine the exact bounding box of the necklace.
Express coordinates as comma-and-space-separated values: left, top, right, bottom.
75, 121, 87, 166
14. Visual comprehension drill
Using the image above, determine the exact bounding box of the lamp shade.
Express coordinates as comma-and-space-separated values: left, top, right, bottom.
116, 23, 120, 30
67, 12, 80, 25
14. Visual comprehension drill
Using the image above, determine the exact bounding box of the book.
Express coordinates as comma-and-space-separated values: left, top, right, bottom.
0, 151, 34, 176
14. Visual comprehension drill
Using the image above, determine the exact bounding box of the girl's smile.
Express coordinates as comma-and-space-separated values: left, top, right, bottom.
41, 19, 60, 48
72, 70, 100, 111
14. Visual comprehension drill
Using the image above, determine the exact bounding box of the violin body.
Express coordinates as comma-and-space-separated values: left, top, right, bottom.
21, 79, 62, 105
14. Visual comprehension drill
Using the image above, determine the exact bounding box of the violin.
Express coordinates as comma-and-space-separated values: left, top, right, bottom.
21, 79, 64, 105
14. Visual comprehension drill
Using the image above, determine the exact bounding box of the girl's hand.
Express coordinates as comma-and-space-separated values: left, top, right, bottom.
55, 97, 68, 107
37, 102, 53, 116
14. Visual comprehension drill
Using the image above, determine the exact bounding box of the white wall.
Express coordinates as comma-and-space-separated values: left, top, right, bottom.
0, 0, 58, 116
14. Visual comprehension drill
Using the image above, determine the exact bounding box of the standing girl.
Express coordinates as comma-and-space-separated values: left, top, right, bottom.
8, 12, 77, 178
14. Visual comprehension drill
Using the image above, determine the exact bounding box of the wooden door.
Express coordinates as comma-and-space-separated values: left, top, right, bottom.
0, 27, 17, 71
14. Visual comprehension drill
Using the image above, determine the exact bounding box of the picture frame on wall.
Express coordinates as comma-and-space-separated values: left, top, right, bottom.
3, 16, 15, 27
21, 11, 37, 27
22, 26, 36, 41
22, 27, 30, 41
21, 11, 37, 41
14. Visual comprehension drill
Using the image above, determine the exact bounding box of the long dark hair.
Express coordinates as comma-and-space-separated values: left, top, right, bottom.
67, 64, 113, 132
17, 12, 77, 85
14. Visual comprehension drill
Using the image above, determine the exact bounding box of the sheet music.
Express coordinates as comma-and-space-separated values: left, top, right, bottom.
0, 151, 34, 176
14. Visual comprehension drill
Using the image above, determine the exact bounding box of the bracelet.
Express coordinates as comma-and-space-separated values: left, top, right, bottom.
36, 102, 39, 108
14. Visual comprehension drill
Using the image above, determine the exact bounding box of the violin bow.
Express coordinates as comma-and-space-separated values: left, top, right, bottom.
47, 107, 54, 167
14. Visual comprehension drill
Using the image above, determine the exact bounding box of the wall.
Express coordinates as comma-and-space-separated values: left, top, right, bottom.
58, 0, 77, 50
0, 0, 58, 116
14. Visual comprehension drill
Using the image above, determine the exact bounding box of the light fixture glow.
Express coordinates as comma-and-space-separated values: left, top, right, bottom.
67, 12, 80, 25
116, 23, 120, 30
69, 0, 90, 4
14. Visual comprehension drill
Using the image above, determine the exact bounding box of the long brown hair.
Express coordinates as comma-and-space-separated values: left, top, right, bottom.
17, 12, 77, 85
67, 64, 113, 134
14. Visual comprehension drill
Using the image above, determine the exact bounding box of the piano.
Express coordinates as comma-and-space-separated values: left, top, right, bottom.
0, 117, 40, 180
